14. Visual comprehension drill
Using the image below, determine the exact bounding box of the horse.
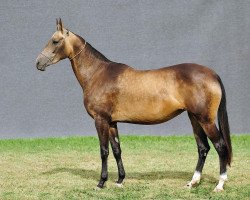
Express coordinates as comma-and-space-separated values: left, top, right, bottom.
36, 18, 232, 192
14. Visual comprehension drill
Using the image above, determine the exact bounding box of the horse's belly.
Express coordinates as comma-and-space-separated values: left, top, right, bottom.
112, 99, 183, 124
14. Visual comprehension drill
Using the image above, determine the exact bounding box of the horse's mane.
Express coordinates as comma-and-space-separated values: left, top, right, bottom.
74, 32, 110, 62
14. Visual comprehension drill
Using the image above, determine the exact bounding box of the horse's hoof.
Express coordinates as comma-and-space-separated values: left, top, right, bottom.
185, 182, 192, 189
96, 183, 105, 190
116, 183, 123, 188
185, 180, 200, 189
213, 187, 224, 192
94, 186, 102, 191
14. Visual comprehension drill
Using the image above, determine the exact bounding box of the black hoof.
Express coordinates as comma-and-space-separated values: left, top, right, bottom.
97, 184, 104, 188
117, 176, 125, 184
97, 180, 106, 189
117, 180, 123, 184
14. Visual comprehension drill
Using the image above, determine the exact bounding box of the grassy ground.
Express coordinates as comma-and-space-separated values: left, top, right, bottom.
0, 135, 249, 200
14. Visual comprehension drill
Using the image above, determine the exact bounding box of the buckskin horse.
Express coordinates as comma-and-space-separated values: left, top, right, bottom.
36, 19, 232, 192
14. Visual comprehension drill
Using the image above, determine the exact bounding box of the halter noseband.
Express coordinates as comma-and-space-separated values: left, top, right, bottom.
40, 52, 53, 63
69, 40, 87, 61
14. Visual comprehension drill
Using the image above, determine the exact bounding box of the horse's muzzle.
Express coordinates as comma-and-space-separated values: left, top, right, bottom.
36, 54, 49, 71
36, 62, 45, 71
36, 61, 46, 71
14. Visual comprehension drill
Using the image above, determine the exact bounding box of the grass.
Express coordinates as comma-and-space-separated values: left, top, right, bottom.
0, 135, 249, 200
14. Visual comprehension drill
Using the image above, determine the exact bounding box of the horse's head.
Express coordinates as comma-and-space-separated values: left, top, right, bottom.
36, 18, 71, 71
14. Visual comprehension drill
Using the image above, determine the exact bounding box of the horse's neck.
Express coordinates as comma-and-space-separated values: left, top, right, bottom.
70, 41, 110, 89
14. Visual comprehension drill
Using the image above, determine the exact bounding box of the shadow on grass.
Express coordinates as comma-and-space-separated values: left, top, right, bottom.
42, 168, 217, 183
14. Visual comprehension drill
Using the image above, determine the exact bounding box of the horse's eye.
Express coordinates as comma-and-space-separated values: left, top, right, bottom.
52, 40, 59, 45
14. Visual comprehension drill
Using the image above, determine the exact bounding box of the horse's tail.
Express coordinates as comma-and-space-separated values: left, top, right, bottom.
217, 76, 232, 166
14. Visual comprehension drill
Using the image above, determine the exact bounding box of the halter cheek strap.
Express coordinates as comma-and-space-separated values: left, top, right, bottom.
69, 40, 87, 61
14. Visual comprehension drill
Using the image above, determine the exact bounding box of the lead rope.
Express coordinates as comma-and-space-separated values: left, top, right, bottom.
69, 40, 87, 61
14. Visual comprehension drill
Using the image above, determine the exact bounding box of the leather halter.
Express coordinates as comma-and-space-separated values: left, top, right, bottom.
69, 40, 87, 61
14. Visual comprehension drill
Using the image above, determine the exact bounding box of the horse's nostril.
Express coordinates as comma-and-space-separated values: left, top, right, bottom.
36, 61, 40, 67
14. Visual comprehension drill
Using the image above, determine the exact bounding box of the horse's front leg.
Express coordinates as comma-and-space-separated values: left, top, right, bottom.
109, 123, 125, 187
95, 116, 110, 188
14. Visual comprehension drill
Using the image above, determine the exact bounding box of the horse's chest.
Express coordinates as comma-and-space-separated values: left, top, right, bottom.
83, 89, 116, 118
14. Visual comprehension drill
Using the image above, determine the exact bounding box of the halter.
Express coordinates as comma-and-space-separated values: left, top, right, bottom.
40, 52, 53, 63
39, 40, 87, 63
69, 40, 87, 61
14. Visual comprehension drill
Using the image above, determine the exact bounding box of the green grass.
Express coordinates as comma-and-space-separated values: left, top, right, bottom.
0, 135, 249, 200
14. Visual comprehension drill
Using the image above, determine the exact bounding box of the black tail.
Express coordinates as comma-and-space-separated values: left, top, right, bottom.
217, 76, 232, 166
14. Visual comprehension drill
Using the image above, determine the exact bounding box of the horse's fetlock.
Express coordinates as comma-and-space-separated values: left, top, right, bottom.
119, 173, 125, 180
102, 176, 108, 181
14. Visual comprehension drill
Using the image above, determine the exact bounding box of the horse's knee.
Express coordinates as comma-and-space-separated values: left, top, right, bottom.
112, 146, 121, 158
100, 147, 109, 159
113, 148, 121, 156
198, 145, 210, 157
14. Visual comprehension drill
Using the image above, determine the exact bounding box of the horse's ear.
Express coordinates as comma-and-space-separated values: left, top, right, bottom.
58, 18, 64, 33
56, 18, 64, 32
56, 18, 60, 31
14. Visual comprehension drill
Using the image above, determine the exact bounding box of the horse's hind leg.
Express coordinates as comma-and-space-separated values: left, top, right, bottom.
186, 112, 210, 188
199, 122, 228, 192
109, 123, 125, 187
